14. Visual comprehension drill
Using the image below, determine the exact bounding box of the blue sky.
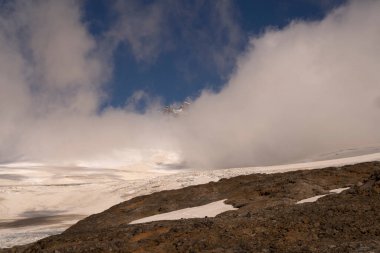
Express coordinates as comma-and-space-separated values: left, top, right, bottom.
82, 0, 347, 109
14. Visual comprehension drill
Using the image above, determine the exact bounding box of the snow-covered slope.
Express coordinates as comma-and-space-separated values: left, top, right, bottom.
1, 149, 380, 248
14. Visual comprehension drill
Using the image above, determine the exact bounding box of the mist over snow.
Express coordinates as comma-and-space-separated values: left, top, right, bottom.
0, 0, 380, 168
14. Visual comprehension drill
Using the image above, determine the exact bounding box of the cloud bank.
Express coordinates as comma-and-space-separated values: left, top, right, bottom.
0, 0, 380, 168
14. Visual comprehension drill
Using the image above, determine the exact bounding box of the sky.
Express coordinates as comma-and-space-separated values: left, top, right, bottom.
82, 0, 347, 109
1, 0, 380, 168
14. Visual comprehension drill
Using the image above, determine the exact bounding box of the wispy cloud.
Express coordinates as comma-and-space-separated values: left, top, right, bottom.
110, 0, 245, 74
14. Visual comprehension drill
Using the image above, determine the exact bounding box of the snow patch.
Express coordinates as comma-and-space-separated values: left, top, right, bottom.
296, 194, 328, 204
329, 187, 350, 194
296, 187, 350, 204
129, 199, 237, 224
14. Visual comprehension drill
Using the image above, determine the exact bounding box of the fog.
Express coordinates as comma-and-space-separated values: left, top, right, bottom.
0, 0, 379, 168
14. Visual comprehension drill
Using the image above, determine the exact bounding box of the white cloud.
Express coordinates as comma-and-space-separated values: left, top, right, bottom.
0, 0, 379, 169
0, 0, 112, 161
176, 0, 380, 167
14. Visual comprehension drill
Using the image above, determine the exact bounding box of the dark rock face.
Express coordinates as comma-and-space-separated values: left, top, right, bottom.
2, 162, 380, 253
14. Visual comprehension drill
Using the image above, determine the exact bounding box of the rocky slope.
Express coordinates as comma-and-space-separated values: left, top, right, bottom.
2, 162, 380, 252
